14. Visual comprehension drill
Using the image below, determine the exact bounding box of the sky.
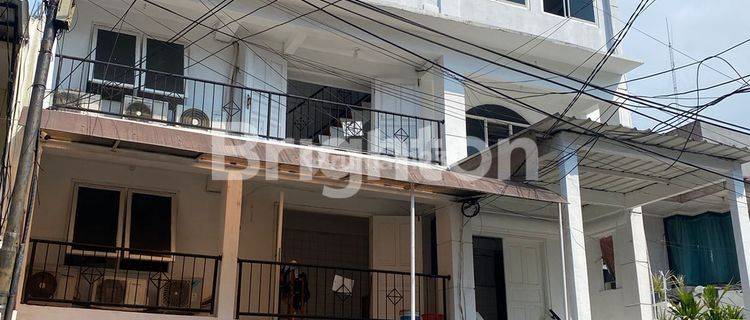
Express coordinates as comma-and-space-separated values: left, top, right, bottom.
617, 0, 750, 131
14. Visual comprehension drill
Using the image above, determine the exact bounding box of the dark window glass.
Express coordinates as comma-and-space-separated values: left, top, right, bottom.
570, 0, 596, 22
543, 0, 566, 16
72, 187, 121, 247
145, 38, 185, 93
93, 30, 136, 85
507, 0, 525, 4
600, 236, 616, 289
129, 192, 172, 252
487, 122, 510, 147
466, 117, 487, 156
473, 237, 507, 320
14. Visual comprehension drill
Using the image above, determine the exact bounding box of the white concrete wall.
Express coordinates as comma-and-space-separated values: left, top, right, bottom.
50, 0, 634, 170
54, 2, 236, 97
464, 209, 661, 320
643, 215, 669, 275
467, 211, 568, 319
31, 154, 223, 254
586, 231, 627, 320
363, 0, 609, 52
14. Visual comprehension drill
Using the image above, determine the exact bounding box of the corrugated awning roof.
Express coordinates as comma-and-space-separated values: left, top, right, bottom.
531, 116, 750, 162
454, 116, 750, 196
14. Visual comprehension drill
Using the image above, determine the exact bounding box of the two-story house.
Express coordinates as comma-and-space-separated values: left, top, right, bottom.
6, 1, 750, 320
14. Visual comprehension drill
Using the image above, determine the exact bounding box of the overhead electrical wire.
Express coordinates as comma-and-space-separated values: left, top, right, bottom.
55, 0, 750, 186
544, 0, 653, 138
131, 0, 476, 121
338, 0, 750, 150
307, 0, 750, 186
337, 0, 750, 136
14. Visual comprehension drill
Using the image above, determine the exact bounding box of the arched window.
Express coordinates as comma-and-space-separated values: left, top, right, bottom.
465, 105, 529, 156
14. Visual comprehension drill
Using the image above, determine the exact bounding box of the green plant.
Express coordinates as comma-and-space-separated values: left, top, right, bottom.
671, 285, 702, 319
652, 272, 744, 320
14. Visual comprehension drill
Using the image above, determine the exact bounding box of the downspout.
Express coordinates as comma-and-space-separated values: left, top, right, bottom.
226, 41, 240, 126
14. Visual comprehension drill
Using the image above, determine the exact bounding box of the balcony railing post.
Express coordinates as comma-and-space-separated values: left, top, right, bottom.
22, 239, 220, 314
53, 56, 63, 99
266, 93, 273, 139
442, 277, 447, 319
211, 257, 220, 315
236, 259, 449, 320
437, 121, 443, 164
234, 260, 242, 319
20, 240, 37, 304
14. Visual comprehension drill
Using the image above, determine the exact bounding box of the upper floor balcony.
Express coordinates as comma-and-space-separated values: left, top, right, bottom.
49, 54, 444, 164
43, 0, 640, 169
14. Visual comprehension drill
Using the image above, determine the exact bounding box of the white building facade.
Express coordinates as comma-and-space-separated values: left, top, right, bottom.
7, 1, 750, 320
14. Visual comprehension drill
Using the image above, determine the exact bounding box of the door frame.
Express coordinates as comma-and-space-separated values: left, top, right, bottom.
472, 226, 552, 320
472, 235, 507, 320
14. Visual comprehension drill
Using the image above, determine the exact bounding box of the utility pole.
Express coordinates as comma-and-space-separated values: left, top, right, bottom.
0, 1, 60, 319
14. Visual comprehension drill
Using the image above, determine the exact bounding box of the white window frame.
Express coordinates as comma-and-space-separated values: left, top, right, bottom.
490, 0, 529, 10
542, 0, 598, 25
140, 36, 188, 99
67, 182, 177, 260
123, 188, 178, 261
466, 114, 529, 149
66, 182, 127, 257
88, 25, 189, 99
88, 26, 141, 90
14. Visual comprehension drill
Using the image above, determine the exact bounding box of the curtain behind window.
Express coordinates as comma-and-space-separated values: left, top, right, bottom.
664, 212, 739, 286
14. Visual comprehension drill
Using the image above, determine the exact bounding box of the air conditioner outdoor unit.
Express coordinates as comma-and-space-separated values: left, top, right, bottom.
25, 269, 85, 305
158, 279, 202, 310
54, 270, 80, 301
123, 95, 170, 122
25, 271, 57, 301
175, 107, 211, 128
52, 89, 100, 112
54, 0, 76, 30
93, 277, 148, 306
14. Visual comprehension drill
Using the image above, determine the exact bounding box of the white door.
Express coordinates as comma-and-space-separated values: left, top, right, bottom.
242, 46, 287, 137
504, 239, 546, 320
370, 216, 422, 319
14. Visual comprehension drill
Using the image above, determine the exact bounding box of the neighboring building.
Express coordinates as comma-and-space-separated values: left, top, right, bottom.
639, 121, 750, 311
0, 0, 29, 231
5, 1, 750, 320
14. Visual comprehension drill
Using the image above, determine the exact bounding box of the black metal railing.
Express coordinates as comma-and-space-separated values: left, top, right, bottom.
23, 239, 221, 315
236, 259, 448, 320
50, 55, 444, 164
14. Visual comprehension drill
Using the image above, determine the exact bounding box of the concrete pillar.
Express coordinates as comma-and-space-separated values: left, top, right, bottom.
436, 57, 467, 166
616, 207, 653, 320
216, 173, 243, 320
435, 204, 475, 320
728, 162, 750, 318
557, 141, 592, 320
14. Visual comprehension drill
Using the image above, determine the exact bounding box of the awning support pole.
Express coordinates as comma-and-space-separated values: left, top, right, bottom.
410, 183, 416, 320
